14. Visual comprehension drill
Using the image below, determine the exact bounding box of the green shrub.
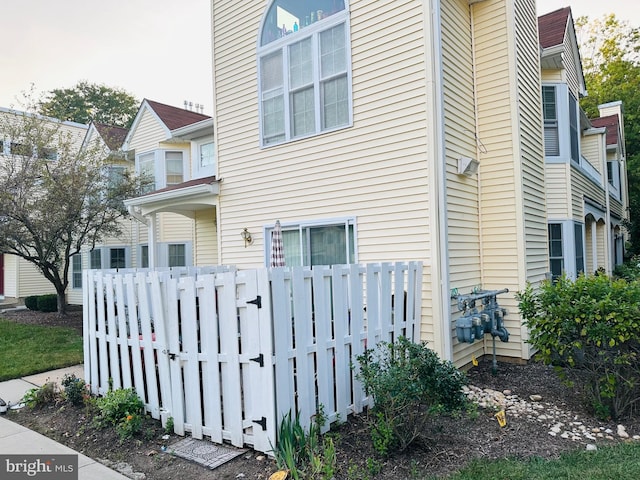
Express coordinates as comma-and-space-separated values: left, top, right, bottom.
61, 373, 87, 406
24, 296, 39, 311
95, 388, 145, 440
22, 382, 58, 408
613, 256, 640, 282
36, 294, 58, 313
271, 409, 335, 480
355, 336, 468, 454
518, 274, 640, 419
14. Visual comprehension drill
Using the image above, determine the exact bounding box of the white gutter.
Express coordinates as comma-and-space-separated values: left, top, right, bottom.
424, 0, 452, 360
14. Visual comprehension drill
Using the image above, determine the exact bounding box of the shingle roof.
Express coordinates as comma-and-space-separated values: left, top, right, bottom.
591, 114, 620, 146
145, 99, 210, 130
94, 123, 129, 150
538, 7, 570, 49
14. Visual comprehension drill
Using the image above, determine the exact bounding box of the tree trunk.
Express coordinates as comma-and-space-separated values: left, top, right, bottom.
56, 290, 67, 316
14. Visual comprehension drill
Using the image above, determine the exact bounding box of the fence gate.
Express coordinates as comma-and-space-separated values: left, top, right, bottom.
83, 268, 276, 453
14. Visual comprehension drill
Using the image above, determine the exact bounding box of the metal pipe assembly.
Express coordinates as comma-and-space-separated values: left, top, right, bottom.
454, 289, 509, 373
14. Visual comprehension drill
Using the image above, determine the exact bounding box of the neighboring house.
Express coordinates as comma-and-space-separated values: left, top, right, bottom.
66, 121, 133, 305
538, 7, 628, 279
0, 107, 88, 302
122, 99, 218, 270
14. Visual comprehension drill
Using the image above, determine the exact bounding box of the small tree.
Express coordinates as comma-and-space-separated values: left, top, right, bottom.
0, 97, 145, 315
38, 81, 139, 128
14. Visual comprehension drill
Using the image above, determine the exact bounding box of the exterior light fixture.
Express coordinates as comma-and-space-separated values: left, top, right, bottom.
241, 228, 253, 247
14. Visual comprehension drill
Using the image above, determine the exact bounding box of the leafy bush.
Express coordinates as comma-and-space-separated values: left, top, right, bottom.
355, 336, 468, 454
24, 296, 39, 311
613, 256, 640, 282
95, 388, 145, 440
61, 373, 88, 406
37, 294, 58, 312
518, 275, 640, 419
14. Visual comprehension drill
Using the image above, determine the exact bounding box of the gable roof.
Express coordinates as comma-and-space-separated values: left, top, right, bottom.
123, 99, 212, 150
145, 99, 210, 130
591, 114, 620, 147
538, 6, 586, 96
94, 123, 129, 150
538, 7, 571, 49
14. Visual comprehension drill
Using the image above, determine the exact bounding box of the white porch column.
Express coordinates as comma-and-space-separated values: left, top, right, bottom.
148, 214, 158, 268
591, 218, 597, 272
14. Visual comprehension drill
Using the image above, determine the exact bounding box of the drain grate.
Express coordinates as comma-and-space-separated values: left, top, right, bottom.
169, 437, 246, 470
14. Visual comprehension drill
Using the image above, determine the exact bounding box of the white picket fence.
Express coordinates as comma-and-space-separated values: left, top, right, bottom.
83, 262, 422, 454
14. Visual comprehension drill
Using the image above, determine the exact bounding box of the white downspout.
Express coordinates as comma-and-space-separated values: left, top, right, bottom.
424, 0, 452, 360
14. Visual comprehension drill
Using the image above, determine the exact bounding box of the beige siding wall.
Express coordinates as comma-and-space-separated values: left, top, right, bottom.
128, 110, 168, 154
570, 168, 606, 221
580, 135, 603, 175
194, 208, 218, 266
514, 0, 547, 285
159, 213, 195, 243
545, 163, 570, 218
18, 258, 56, 297
3, 255, 17, 298
472, 0, 529, 360
441, 0, 483, 363
563, 37, 580, 96
212, 0, 438, 346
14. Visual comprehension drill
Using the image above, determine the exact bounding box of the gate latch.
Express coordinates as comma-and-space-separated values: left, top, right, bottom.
253, 417, 267, 431
250, 354, 264, 367
247, 296, 262, 308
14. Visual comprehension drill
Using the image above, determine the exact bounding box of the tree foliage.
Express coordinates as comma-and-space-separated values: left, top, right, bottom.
38, 81, 139, 128
0, 97, 145, 315
576, 15, 640, 255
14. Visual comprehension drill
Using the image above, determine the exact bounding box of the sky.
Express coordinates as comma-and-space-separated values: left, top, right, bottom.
1, 0, 213, 115
536, 0, 640, 26
2, 1, 639, 119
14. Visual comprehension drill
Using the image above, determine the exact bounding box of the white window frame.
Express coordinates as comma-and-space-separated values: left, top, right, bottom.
136, 149, 189, 191
264, 217, 357, 266
72, 253, 83, 289
156, 242, 193, 268
191, 136, 216, 179
257, 1, 353, 147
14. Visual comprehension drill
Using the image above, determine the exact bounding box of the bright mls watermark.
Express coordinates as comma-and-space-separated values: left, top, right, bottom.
1, 455, 77, 479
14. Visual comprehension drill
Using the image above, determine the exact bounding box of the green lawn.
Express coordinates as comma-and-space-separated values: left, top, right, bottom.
0, 319, 83, 381
439, 442, 640, 480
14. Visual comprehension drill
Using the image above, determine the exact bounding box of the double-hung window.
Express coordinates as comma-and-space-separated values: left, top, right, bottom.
258, 1, 351, 147
548, 223, 563, 280
137, 150, 187, 192
72, 253, 83, 289
568, 93, 579, 162
542, 86, 559, 156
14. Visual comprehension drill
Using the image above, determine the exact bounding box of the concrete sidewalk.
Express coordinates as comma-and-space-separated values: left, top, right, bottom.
0, 366, 129, 479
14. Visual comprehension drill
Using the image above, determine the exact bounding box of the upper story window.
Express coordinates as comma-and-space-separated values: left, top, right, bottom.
258, 0, 352, 147
136, 149, 188, 192
569, 93, 579, 162
542, 86, 559, 156
200, 142, 215, 168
